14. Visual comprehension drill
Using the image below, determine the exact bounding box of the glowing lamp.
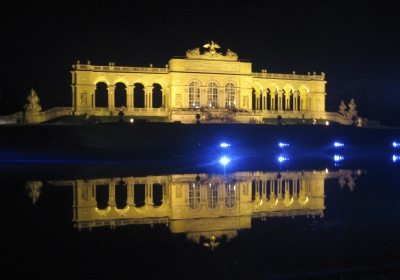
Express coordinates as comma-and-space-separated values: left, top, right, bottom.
220, 156, 230, 166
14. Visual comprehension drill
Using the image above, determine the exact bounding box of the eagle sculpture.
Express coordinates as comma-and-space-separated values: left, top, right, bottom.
203, 41, 220, 54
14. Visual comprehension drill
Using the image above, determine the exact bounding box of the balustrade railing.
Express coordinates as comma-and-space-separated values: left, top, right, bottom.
76, 64, 168, 73
252, 72, 324, 80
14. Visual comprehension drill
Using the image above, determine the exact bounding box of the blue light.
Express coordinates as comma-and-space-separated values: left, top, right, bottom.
279, 142, 289, 147
393, 142, 399, 148
334, 142, 344, 147
220, 156, 230, 166
393, 155, 399, 162
220, 143, 231, 148
278, 155, 289, 162
334, 155, 344, 161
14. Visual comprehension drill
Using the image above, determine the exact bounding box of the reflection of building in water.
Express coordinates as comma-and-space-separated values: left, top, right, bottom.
43, 169, 361, 245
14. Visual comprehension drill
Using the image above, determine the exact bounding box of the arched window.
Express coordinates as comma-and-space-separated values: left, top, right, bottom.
225, 83, 236, 108
189, 182, 201, 210
225, 183, 236, 209
189, 81, 200, 107
207, 183, 218, 209
207, 82, 218, 107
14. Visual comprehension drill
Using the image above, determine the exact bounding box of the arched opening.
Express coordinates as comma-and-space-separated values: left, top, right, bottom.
225, 83, 236, 109
152, 84, 162, 108
115, 179, 127, 209
95, 82, 108, 108
189, 81, 201, 108
96, 184, 109, 209
115, 83, 127, 109
153, 183, 163, 206
289, 90, 294, 111
134, 83, 145, 108
207, 183, 219, 210
134, 184, 145, 207
225, 182, 236, 209
189, 182, 201, 210
207, 82, 218, 108
266, 88, 271, 110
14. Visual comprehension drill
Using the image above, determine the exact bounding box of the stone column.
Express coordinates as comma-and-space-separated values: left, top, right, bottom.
146, 86, 154, 108
292, 91, 299, 111
91, 85, 96, 108
108, 85, 115, 110
277, 90, 283, 111
285, 91, 291, 110
126, 85, 134, 109
161, 89, 165, 108
71, 85, 76, 108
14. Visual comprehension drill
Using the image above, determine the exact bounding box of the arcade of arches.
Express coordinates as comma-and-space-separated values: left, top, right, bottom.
71, 43, 328, 123
40, 169, 359, 243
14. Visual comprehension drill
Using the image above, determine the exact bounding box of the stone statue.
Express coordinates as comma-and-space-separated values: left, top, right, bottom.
26, 88, 42, 112
225, 48, 238, 58
203, 41, 220, 54
26, 181, 42, 204
348, 98, 357, 118
80, 92, 87, 105
338, 100, 347, 115
187, 47, 200, 56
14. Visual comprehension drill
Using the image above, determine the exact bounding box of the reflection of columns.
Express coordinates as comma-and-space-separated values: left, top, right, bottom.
127, 183, 135, 206
146, 86, 153, 108
292, 91, 299, 111
146, 184, 154, 205
108, 181, 116, 207
261, 180, 268, 202
91, 85, 96, 107
127, 85, 134, 108
108, 85, 115, 109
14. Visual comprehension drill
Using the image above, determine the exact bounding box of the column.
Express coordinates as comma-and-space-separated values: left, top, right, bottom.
108, 85, 115, 110
261, 90, 266, 110
277, 90, 283, 111
127, 85, 134, 109
146, 86, 153, 108
71, 85, 76, 108
91, 85, 96, 108
161, 89, 165, 108
292, 91, 299, 111
285, 91, 291, 110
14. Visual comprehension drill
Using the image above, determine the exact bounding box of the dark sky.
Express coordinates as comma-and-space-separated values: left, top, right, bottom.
1, 0, 399, 125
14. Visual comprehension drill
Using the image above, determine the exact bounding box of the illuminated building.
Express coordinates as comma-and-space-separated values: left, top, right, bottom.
39, 169, 359, 246
70, 42, 332, 124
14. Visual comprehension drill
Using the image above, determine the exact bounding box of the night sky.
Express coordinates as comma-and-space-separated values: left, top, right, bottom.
1, 0, 399, 125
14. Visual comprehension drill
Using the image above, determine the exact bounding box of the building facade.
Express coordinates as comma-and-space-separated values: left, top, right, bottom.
71, 42, 329, 123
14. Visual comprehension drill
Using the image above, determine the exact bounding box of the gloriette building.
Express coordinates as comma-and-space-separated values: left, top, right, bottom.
71, 41, 333, 124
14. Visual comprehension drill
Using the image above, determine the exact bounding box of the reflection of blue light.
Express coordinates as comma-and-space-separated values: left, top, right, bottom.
334, 155, 344, 161
278, 155, 289, 162
334, 142, 344, 147
393, 142, 399, 148
220, 156, 230, 166
220, 143, 231, 148
393, 155, 399, 162
279, 142, 289, 147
